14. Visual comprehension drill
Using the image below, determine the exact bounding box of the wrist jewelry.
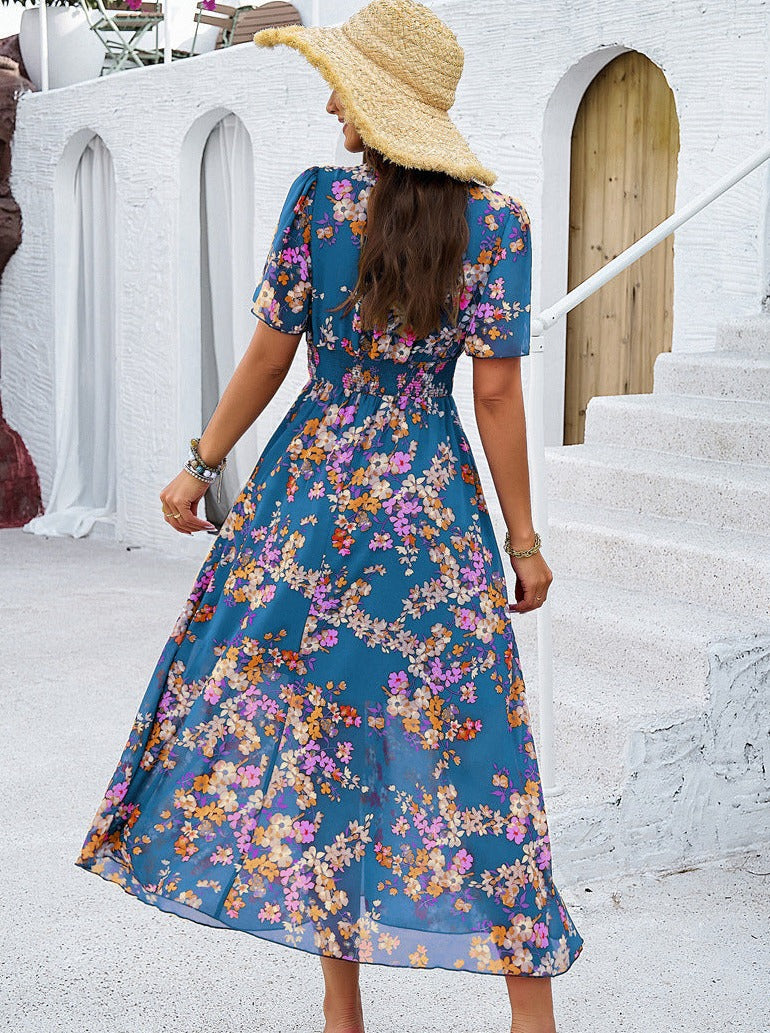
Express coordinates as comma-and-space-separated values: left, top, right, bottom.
184, 437, 228, 504
504, 530, 542, 558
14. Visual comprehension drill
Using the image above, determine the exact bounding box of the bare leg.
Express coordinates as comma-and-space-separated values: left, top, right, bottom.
506, 975, 557, 1033
320, 956, 365, 1033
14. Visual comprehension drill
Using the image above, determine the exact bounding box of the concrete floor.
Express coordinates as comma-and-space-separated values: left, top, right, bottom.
2, 527, 768, 1033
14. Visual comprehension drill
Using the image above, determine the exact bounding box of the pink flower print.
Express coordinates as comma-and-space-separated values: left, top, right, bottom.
390, 451, 412, 473
486, 277, 506, 301
533, 922, 549, 948
452, 848, 473, 873
506, 818, 527, 844
239, 765, 262, 788
388, 670, 409, 694
204, 682, 222, 705
419, 815, 445, 846
456, 608, 476, 631
105, 780, 128, 806
336, 741, 353, 763
331, 178, 352, 199
391, 816, 409, 836
537, 845, 552, 869
369, 532, 393, 551
319, 628, 338, 648
258, 903, 281, 924
293, 820, 316, 843
309, 480, 325, 499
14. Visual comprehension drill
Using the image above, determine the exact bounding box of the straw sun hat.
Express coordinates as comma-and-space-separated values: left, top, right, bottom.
252, 0, 497, 186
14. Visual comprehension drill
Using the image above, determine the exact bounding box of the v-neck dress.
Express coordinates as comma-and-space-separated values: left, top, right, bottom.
75, 161, 584, 977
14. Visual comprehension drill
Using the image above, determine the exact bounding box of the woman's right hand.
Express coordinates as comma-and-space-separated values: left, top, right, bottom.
159, 471, 218, 535
507, 551, 554, 614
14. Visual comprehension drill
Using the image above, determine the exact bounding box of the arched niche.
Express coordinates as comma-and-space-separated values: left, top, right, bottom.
25, 129, 117, 539
178, 109, 256, 526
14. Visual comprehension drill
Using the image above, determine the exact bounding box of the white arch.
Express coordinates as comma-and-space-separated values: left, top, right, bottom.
24, 129, 117, 538
178, 108, 256, 524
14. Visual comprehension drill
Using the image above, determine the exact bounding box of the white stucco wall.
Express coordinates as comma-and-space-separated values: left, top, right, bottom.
1, 0, 768, 554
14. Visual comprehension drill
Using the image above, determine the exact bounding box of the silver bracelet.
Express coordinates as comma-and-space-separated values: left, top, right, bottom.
184, 437, 227, 503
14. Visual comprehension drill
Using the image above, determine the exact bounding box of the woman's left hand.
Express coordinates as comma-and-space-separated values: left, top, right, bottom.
159, 471, 218, 535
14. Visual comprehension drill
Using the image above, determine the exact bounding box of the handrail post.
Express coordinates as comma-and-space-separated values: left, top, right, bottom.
527, 320, 561, 796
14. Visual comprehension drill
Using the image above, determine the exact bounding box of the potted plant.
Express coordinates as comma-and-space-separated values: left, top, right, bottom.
5, 0, 108, 90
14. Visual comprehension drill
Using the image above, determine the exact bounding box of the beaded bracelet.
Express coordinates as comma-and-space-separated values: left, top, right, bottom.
503, 530, 542, 559
183, 437, 228, 504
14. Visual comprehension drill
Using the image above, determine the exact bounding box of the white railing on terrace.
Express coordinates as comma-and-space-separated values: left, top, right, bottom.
526, 139, 770, 794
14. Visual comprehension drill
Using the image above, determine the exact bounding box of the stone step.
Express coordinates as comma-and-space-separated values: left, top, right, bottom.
544, 442, 770, 534
653, 349, 770, 402
511, 576, 770, 698
583, 392, 770, 466
714, 314, 770, 356
518, 654, 704, 808
545, 500, 770, 618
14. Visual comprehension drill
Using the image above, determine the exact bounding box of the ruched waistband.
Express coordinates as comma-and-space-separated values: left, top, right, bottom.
307, 352, 455, 400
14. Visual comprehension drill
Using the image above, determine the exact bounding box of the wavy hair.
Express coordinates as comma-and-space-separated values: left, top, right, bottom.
334, 145, 471, 340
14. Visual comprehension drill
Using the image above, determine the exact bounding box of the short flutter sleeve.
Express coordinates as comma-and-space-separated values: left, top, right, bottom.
251, 165, 319, 333
463, 200, 532, 358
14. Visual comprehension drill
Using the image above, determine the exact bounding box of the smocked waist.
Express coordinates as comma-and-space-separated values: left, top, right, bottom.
307, 352, 455, 400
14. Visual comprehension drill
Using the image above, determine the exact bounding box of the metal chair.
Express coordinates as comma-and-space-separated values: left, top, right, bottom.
81, 0, 165, 74
171, 3, 239, 59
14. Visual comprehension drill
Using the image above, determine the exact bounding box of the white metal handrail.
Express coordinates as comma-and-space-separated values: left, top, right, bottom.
527, 139, 770, 794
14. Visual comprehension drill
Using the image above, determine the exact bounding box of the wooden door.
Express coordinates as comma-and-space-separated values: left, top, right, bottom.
564, 51, 679, 445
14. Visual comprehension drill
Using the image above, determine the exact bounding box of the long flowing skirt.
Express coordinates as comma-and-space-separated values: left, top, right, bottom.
75, 372, 585, 976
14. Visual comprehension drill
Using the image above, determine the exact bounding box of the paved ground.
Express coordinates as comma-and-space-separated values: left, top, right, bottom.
2, 527, 768, 1033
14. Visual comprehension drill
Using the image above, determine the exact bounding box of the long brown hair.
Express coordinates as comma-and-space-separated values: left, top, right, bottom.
334, 146, 471, 340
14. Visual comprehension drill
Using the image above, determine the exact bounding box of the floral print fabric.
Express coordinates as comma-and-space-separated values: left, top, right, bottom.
76, 162, 584, 976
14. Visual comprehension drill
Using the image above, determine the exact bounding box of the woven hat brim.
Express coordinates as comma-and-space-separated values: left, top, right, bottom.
253, 24, 497, 186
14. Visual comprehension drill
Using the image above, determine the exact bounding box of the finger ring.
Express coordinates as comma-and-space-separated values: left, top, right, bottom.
163, 509, 182, 518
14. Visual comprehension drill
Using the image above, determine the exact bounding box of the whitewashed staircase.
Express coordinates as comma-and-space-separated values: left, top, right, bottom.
514, 314, 770, 879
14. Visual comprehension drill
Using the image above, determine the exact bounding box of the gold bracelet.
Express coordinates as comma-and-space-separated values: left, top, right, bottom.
504, 530, 542, 558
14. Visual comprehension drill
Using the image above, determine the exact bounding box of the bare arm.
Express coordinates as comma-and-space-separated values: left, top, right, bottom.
472, 355, 553, 613
159, 320, 303, 534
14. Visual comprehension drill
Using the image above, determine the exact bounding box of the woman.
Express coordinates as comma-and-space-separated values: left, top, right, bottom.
75, 1, 584, 1031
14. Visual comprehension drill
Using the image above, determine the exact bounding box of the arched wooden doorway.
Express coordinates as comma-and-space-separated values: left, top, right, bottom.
564, 51, 679, 445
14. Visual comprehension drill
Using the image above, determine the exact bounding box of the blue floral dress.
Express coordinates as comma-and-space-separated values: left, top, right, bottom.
75, 161, 584, 977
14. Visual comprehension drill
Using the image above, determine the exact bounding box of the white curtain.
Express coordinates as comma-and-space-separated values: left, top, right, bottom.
199, 113, 257, 525
24, 135, 116, 539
